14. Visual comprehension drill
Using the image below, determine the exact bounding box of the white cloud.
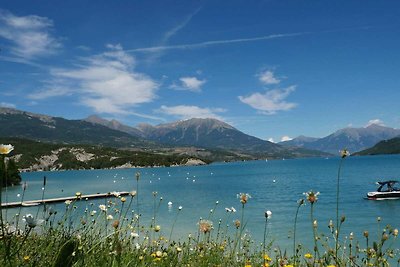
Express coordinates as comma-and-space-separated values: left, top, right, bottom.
0, 9, 61, 58
238, 86, 297, 115
171, 76, 206, 92
0, 102, 16, 108
366, 119, 385, 127
258, 70, 280, 85
35, 44, 158, 114
158, 105, 226, 120
267, 137, 275, 143
281, 136, 292, 142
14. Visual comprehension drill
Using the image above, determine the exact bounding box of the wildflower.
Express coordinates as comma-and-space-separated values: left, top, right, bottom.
75, 192, 82, 198
225, 207, 232, 212
178, 206, 182, 211
112, 220, 119, 229
23, 214, 38, 228
393, 228, 398, 236
377, 216, 381, 222
99, 204, 107, 212
0, 144, 14, 155
349, 232, 354, 240
154, 225, 161, 232
155, 250, 162, 258
198, 219, 213, 233
234, 219, 241, 229
382, 233, 389, 241
304, 253, 313, 259
329, 220, 333, 229
23, 255, 30, 262
90, 210, 97, 216
152, 191, 158, 196
304, 191, 319, 204
238, 193, 251, 204
313, 220, 318, 228
363, 230, 369, 238
135, 172, 140, 181
263, 254, 272, 261
176, 247, 182, 252
65, 200, 72, 205
231, 207, 237, 212
107, 215, 113, 220
326, 265, 336, 267
129, 190, 137, 197
340, 149, 350, 158
284, 265, 294, 267
131, 232, 139, 238
120, 197, 126, 203
265, 210, 272, 218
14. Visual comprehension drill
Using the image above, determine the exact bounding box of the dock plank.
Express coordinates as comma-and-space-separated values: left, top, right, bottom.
1, 191, 130, 208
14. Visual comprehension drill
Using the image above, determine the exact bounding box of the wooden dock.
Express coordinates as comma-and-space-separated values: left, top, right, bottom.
1, 191, 130, 208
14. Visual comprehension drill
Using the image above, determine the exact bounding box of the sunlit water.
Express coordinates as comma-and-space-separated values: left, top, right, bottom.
2, 155, 400, 252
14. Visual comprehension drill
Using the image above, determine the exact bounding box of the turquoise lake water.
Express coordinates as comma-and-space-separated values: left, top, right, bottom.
3, 154, 400, 251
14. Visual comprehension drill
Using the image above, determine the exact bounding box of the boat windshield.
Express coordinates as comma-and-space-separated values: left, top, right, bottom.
377, 181, 399, 192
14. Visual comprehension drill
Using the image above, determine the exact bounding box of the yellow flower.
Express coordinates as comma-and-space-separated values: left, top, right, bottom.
154, 225, 161, 232
263, 264, 270, 267
75, 192, 82, 198
304, 253, 313, 259
0, 144, 14, 155
284, 265, 294, 267
120, 197, 126, 203
263, 254, 272, 261
326, 265, 336, 267
23, 255, 30, 262
244, 264, 252, 267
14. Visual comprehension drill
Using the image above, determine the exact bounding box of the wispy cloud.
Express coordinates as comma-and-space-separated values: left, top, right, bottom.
170, 76, 206, 92
128, 32, 307, 53
238, 86, 297, 115
32, 44, 158, 115
162, 7, 201, 42
0, 9, 61, 59
366, 119, 385, 127
257, 70, 280, 85
143, 7, 201, 63
158, 105, 226, 120
0, 102, 16, 108
28, 86, 71, 100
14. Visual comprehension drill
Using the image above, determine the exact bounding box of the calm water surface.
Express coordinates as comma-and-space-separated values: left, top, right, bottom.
3, 155, 400, 251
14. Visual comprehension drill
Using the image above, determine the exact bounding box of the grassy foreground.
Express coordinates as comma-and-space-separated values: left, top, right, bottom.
0, 149, 399, 266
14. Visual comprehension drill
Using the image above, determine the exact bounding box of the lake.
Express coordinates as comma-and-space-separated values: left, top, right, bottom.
3, 154, 400, 251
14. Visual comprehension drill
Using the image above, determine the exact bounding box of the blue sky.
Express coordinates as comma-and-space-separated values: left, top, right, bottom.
1, 0, 400, 142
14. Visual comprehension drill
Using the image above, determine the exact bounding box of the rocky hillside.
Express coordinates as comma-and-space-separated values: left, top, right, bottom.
1, 137, 207, 172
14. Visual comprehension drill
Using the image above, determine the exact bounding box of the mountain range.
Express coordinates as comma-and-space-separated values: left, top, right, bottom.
0, 108, 329, 161
2, 107, 399, 161
280, 124, 400, 154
